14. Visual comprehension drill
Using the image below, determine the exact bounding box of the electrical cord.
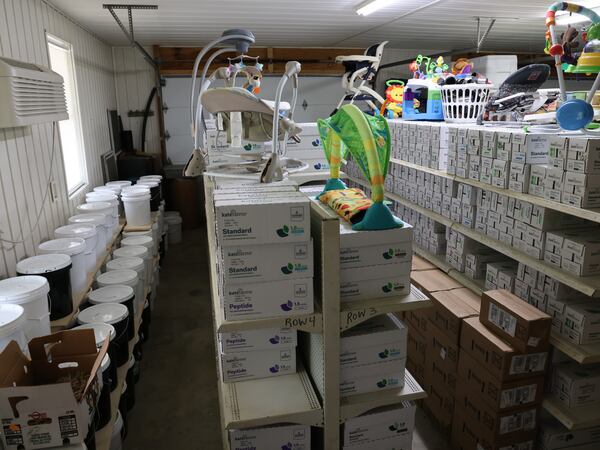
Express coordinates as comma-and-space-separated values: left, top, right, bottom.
1, 122, 58, 250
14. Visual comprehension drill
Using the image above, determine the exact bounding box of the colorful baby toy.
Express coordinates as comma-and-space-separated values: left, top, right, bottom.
380, 80, 405, 118
403, 55, 448, 121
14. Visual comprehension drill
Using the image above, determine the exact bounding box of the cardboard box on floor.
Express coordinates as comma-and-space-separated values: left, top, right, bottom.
458, 350, 544, 412
430, 289, 479, 343
0, 330, 107, 450
411, 255, 437, 271
460, 317, 548, 381
423, 374, 455, 430
427, 317, 460, 373
451, 412, 536, 450
480, 289, 551, 352
407, 326, 427, 366
411, 269, 464, 294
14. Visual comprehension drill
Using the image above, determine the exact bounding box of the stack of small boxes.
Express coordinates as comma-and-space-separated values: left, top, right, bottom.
212, 184, 314, 383
342, 402, 416, 450
452, 289, 550, 450
389, 120, 449, 170
283, 122, 330, 173
545, 226, 600, 276
339, 212, 413, 302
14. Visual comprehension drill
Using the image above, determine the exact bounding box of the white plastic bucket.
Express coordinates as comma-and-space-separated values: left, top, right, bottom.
38, 238, 87, 295
164, 215, 182, 245
113, 246, 151, 285
0, 276, 50, 339
96, 270, 140, 314
107, 180, 132, 188
55, 224, 98, 273
121, 190, 151, 227
110, 410, 124, 450
0, 304, 27, 352
96, 185, 122, 197
86, 194, 120, 232
69, 214, 109, 262
77, 202, 116, 237
139, 175, 162, 181
106, 257, 146, 303
121, 236, 154, 259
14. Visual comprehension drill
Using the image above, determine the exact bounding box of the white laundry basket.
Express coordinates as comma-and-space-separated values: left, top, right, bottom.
441, 84, 493, 123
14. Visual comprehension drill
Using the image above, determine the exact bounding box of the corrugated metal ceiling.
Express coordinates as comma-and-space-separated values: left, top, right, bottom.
47, 0, 595, 51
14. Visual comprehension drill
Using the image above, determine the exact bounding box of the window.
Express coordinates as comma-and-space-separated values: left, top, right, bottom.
47, 34, 87, 195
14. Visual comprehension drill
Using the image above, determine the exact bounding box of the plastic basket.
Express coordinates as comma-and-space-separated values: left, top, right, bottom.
441, 84, 493, 123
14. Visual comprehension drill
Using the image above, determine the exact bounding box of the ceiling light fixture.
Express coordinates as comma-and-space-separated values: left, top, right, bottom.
356, 0, 395, 16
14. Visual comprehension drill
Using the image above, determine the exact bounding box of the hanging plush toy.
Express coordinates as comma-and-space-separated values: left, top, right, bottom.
380, 80, 405, 118
242, 64, 263, 94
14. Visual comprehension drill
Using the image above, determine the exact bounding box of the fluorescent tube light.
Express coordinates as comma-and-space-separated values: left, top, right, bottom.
356, 0, 395, 16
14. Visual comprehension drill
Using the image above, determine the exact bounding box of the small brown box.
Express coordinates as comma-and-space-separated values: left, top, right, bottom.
427, 319, 460, 373
427, 357, 457, 394
407, 326, 427, 366
451, 412, 536, 450
412, 255, 437, 271
430, 289, 479, 343
460, 317, 548, 381
407, 357, 426, 385
424, 375, 455, 429
452, 287, 482, 313
480, 289, 551, 352
405, 308, 432, 335
458, 350, 544, 412
411, 269, 464, 294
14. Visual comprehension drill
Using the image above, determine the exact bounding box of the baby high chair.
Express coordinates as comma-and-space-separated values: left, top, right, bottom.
332, 41, 388, 115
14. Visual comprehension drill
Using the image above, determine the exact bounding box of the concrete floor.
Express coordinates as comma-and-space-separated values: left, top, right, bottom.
126, 229, 447, 449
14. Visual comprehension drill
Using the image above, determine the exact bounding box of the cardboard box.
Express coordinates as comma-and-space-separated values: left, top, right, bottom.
214, 196, 310, 246
429, 289, 478, 343
411, 255, 436, 271
341, 434, 412, 450
539, 417, 600, 450
340, 314, 407, 368
410, 270, 463, 294
229, 424, 310, 450
339, 358, 406, 397
562, 302, 600, 344
566, 137, 600, 173
0, 331, 107, 450
562, 172, 600, 208
340, 269, 410, 302
560, 234, 600, 276
404, 308, 432, 336
552, 361, 600, 408
222, 278, 314, 320
456, 382, 538, 442
220, 241, 314, 284
427, 318, 460, 373
343, 402, 415, 447
458, 350, 544, 412
460, 317, 548, 381
220, 347, 296, 382
451, 412, 536, 450
480, 289, 551, 352
218, 328, 297, 353
407, 326, 427, 366
423, 375, 455, 429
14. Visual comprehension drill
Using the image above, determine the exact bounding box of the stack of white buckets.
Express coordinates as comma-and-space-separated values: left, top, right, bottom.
0, 173, 182, 450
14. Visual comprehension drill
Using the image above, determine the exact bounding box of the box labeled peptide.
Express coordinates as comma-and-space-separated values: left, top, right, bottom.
219, 328, 297, 353
229, 424, 311, 450
339, 219, 413, 268
222, 278, 314, 320
221, 240, 314, 283
343, 402, 416, 447
214, 196, 310, 246
220, 347, 296, 382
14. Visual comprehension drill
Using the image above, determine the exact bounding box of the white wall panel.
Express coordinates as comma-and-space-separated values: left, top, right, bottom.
0, 0, 116, 277
112, 46, 161, 155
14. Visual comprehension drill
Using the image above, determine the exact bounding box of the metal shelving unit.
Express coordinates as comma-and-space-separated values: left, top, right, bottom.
542, 396, 600, 430
390, 158, 600, 224
205, 177, 430, 449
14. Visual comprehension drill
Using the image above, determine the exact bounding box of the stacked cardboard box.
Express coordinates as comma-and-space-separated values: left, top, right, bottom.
342, 402, 416, 450
212, 186, 314, 382
283, 122, 330, 173
340, 314, 408, 397
229, 424, 311, 450
539, 417, 600, 449
452, 289, 551, 450
551, 361, 600, 408
339, 219, 413, 302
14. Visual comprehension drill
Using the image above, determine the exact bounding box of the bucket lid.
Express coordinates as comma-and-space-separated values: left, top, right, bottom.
165, 215, 182, 225
96, 269, 139, 287
139, 175, 163, 181
89, 285, 135, 305
38, 238, 86, 256
73, 322, 116, 344
77, 202, 113, 214
107, 181, 132, 187
113, 246, 149, 259
69, 213, 107, 228
0, 276, 50, 304
55, 224, 97, 239
121, 236, 153, 248
136, 180, 159, 188
95, 185, 121, 195
121, 188, 150, 198
0, 304, 26, 338
77, 303, 129, 326
106, 257, 145, 273
86, 193, 118, 203
17, 254, 71, 274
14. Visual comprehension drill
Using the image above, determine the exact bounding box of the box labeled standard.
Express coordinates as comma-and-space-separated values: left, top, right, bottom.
229, 424, 310, 450
339, 358, 406, 397
219, 328, 297, 353
220, 347, 296, 382
215, 196, 310, 245
340, 263, 411, 301
221, 241, 314, 283
222, 278, 314, 320
343, 402, 415, 447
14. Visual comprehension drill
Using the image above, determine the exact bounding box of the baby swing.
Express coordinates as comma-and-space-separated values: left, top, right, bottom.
185, 29, 307, 183
332, 42, 389, 115
317, 104, 402, 231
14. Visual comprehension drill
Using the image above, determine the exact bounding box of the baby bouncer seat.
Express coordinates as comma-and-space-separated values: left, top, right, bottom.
333, 41, 389, 115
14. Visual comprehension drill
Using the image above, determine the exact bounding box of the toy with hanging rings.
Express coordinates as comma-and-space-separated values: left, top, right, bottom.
545, 2, 600, 130
380, 80, 405, 118
226, 55, 264, 94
